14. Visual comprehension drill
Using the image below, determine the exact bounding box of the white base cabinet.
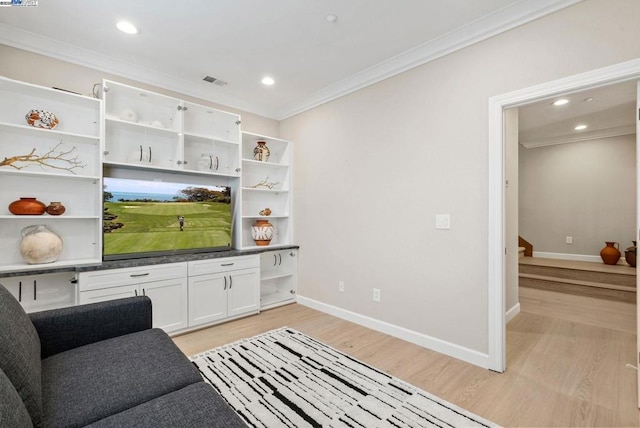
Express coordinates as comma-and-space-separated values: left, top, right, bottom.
260, 249, 297, 309
78, 263, 188, 333
188, 255, 260, 328
0, 272, 77, 313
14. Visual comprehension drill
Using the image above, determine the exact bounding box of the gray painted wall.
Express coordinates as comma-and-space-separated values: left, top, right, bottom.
519, 134, 636, 258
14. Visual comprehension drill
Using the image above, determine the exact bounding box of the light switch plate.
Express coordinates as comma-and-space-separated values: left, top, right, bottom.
436, 214, 451, 230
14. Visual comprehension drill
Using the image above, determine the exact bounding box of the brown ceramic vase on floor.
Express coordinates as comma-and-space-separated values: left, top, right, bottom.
600, 241, 621, 265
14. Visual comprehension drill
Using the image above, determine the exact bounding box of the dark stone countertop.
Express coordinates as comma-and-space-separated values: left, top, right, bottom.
0, 245, 300, 278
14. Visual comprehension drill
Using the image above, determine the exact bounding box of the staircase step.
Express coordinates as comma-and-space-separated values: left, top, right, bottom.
519, 273, 635, 293
519, 275, 635, 303
519, 258, 635, 287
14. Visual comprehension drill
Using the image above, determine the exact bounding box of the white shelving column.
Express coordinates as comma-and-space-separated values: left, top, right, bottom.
0, 76, 102, 272
240, 132, 293, 249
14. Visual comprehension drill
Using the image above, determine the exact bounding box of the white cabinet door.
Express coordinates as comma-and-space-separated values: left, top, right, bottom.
228, 267, 260, 318
188, 272, 227, 326
1, 273, 76, 313
143, 277, 188, 333
79, 284, 138, 304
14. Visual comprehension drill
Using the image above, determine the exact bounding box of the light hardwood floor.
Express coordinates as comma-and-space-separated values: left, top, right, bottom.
173, 287, 640, 427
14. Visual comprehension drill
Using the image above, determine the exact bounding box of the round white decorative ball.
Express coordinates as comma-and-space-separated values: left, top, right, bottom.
20, 227, 63, 264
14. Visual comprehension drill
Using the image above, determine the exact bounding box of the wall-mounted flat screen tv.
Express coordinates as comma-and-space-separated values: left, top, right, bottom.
103, 177, 232, 260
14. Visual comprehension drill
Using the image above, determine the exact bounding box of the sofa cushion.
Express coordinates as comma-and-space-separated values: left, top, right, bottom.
0, 284, 41, 426
0, 367, 33, 428
41, 328, 202, 428
84, 382, 246, 428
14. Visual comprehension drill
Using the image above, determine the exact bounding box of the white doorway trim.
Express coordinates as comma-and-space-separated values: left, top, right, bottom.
487, 58, 640, 372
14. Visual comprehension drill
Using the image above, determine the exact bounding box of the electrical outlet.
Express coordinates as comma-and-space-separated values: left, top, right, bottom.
566, 236, 573, 244
338, 281, 345, 292
373, 288, 381, 302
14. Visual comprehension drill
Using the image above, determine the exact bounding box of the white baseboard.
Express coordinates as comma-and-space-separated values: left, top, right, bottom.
506, 303, 520, 323
296, 295, 490, 369
532, 251, 601, 263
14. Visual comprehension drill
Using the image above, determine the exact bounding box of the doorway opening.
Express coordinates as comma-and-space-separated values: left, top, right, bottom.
487, 58, 640, 373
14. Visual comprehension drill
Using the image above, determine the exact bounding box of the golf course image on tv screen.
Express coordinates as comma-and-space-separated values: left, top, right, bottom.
103, 177, 232, 259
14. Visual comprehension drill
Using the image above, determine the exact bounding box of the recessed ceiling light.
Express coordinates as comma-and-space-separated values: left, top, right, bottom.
261, 76, 275, 86
116, 20, 139, 35
574, 124, 587, 131
326, 14, 338, 23
552, 98, 569, 106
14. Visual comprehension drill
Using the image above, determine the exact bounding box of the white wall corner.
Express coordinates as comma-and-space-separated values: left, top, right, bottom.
296, 295, 491, 369
506, 303, 521, 323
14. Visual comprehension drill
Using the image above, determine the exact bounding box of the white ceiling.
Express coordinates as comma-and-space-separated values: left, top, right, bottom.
518, 80, 637, 148
0, 0, 579, 119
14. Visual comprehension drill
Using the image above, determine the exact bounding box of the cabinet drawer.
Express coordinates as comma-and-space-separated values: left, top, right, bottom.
79, 262, 187, 291
188, 255, 259, 277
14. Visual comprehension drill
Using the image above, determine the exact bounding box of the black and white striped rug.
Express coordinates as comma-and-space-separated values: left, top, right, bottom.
191, 328, 498, 428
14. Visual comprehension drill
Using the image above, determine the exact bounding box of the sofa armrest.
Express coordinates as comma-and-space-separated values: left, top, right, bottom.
29, 296, 152, 359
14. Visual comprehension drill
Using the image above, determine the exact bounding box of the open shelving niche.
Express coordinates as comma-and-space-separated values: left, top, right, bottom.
0, 76, 103, 272
240, 131, 293, 249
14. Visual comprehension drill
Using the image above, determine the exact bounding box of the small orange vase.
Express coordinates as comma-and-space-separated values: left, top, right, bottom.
600, 241, 621, 265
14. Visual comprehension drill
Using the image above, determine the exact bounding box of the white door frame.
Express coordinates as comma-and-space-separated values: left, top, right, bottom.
487, 58, 640, 372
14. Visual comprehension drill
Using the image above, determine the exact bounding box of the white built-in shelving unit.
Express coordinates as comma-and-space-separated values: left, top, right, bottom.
0, 76, 102, 272
240, 132, 293, 249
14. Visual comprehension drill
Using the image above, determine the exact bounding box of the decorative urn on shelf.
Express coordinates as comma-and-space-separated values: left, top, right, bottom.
19, 224, 63, 264
45, 202, 66, 216
253, 141, 270, 162
8, 197, 46, 215
600, 241, 621, 265
625, 241, 637, 267
250, 219, 274, 246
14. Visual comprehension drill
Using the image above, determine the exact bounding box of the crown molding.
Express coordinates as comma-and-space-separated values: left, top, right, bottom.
520, 124, 635, 149
0, 23, 275, 119
0, 0, 582, 121
277, 0, 583, 119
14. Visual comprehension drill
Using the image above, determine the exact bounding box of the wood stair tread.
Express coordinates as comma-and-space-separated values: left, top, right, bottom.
519, 273, 636, 293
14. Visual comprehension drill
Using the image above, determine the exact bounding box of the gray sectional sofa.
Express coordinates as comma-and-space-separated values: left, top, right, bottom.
0, 283, 246, 427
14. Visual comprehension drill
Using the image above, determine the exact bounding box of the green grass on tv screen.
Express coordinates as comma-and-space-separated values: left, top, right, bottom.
103, 201, 231, 255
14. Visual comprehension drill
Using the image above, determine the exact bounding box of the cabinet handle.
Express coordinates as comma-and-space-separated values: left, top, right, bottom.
33, 280, 37, 301
138, 144, 143, 162
224, 276, 227, 290
130, 273, 150, 278
142, 288, 146, 296
18, 281, 22, 302
278, 253, 282, 266
215, 156, 219, 171
135, 289, 138, 296
273, 254, 277, 267
221, 263, 234, 266
229, 275, 233, 289
148, 146, 152, 163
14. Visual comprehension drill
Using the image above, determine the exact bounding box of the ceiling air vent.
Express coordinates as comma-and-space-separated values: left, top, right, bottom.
203, 76, 228, 86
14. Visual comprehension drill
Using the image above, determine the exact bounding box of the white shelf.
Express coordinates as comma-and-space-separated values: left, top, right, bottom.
0, 258, 102, 274
183, 131, 239, 146
105, 116, 177, 136
0, 169, 100, 181
0, 121, 100, 141
241, 187, 289, 193
103, 161, 240, 178
242, 159, 289, 168
261, 271, 294, 281
242, 215, 289, 219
